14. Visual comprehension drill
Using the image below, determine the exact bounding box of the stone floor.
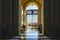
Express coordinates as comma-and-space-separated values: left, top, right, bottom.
8, 29, 53, 40
8, 36, 53, 40
8, 27, 55, 40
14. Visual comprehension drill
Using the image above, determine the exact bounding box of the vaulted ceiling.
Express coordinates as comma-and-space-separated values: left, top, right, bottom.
21, 0, 42, 9
21, 0, 42, 5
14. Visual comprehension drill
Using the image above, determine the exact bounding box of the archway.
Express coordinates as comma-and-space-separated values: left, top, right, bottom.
19, 0, 44, 38
26, 4, 38, 28
25, 4, 39, 40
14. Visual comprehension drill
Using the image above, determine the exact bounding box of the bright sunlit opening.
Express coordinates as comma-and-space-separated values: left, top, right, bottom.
26, 4, 38, 10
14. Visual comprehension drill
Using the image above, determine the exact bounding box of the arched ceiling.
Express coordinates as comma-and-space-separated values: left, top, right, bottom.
21, 0, 42, 5
21, 0, 42, 9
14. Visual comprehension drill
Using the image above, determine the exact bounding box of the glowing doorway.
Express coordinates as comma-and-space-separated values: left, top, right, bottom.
26, 4, 39, 40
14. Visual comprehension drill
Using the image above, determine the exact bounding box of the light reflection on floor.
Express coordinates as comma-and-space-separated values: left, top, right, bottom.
9, 26, 52, 40
25, 28, 38, 40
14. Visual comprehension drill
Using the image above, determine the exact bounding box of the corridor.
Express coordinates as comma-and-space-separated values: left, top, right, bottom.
9, 26, 52, 40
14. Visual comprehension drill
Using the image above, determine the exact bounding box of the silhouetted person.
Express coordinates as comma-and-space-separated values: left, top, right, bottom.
21, 24, 26, 33
38, 24, 42, 33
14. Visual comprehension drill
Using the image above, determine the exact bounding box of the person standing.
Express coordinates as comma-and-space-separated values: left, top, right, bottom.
38, 24, 42, 33
21, 24, 26, 33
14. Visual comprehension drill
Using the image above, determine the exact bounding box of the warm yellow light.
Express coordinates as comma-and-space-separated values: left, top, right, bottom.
26, 4, 38, 10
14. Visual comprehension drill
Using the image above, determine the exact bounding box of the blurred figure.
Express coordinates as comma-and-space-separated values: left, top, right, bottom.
21, 24, 26, 33
38, 24, 42, 33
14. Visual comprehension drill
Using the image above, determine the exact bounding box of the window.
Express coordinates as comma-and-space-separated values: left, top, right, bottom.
27, 10, 38, 26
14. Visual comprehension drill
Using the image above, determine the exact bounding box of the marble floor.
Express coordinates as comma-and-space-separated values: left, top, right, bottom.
9, 28, 53, 40
25, 28, 38, 40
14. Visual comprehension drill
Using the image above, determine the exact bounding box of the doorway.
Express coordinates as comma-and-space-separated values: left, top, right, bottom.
19, 0, 44, 39
26, 4, 38, 29
25, 4, 39, 40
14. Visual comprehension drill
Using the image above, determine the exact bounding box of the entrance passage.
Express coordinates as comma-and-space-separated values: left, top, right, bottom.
25, 4, 39, 40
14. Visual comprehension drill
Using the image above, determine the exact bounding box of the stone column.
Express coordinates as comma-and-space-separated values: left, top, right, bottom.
41, 0, 44, 35
38, 7, 41, 26
23, 9, 27, 28
19, 0, 22, 35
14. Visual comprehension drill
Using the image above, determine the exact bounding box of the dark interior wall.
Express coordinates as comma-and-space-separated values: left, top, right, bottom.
0, 0, 2, 38
44, 0, 55, 37
12, 0, 19, 37
0, 0, 2, 26
1, 0, 19, 38
44, 0, 51, 36
44, 0, 53, 37
44, 0, 60, 38
2, 0, 11, 38
53, 0, 60, 38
